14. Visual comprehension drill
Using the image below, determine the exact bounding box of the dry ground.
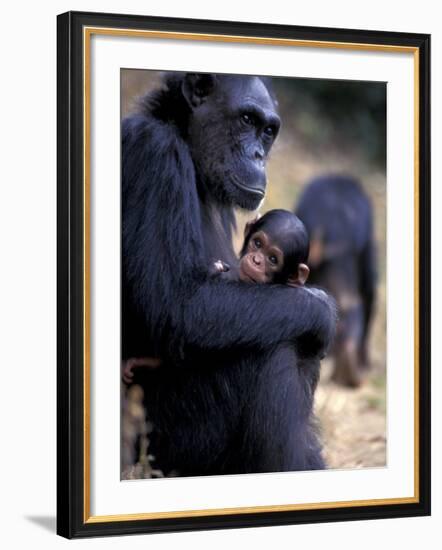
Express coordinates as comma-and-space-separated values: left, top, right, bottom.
316, 361, 386, 470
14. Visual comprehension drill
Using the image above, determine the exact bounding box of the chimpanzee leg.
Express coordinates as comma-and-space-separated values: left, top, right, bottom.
238, 345, 324, 473
358, 238, 377, 369
140, 348, 324, 476
141, 363, 241, 477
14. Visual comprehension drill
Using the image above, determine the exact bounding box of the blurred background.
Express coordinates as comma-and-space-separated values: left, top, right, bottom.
121, 70, 386, 475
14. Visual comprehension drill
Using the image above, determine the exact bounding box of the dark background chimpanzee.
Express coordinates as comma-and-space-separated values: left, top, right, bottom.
296, 175, 377, 388
122, 73, 336, 477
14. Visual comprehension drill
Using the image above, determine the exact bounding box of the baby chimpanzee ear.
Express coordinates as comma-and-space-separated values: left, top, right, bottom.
287, 263, 310, 287
244, 214, 261, 238
182, 73, 217, 109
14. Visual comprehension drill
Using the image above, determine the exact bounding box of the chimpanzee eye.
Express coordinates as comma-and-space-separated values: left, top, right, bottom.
269, 255, 278, 265
241, 113, 254, 126
254, 238, 262, 248
264, 126, 274, 137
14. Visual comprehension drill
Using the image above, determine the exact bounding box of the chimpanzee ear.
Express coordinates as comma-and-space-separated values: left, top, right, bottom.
287, 263, 310, 286
182, 73, 217, 109
244, 214, 261, 238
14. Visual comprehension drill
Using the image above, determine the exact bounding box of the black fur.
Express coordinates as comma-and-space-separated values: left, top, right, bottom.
122, 73, 336, 475
296, 175, 377, 387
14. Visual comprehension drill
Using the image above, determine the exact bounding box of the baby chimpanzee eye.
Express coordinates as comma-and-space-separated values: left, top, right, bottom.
269, 255, 278, 265
253, 238, 262, 248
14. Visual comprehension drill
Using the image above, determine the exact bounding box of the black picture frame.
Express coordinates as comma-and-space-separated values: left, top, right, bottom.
57, 10, 431, 539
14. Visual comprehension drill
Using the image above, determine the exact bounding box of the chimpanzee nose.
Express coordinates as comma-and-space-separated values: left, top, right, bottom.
254, 148, 264, 161
252, 254, 261, 265
254, 145, 265, 166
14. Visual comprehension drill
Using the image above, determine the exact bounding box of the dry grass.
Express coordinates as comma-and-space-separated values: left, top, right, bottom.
316, 362, 386, 469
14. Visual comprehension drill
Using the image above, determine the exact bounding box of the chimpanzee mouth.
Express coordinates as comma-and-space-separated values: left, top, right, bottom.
239, 264, 258, 284
231, 174, 266, 197
242, 273, 257, 283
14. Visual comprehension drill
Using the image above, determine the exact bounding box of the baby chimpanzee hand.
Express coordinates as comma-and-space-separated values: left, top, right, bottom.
122, 357, 162, 385
209, 260, 231, 277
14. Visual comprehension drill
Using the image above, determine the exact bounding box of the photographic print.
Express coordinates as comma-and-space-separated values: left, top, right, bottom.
120, 71, 387, 480
57, 11, 430, 538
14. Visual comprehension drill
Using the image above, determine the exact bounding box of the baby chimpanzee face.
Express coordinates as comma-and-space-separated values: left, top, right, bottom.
239, 230, 284, 284
238, 210, 311, 286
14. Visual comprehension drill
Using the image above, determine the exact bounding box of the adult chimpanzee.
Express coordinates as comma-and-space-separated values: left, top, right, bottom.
122, 73, 336, 476
296, 175, 377, 388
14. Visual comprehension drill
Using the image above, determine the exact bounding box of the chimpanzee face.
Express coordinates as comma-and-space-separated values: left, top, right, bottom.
239, 230, 284, 283
182, 74, 280, 210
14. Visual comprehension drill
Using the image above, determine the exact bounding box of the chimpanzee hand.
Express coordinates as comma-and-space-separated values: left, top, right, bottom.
296, 286, 337, 360
208, 260, 231, 278
214, 260, 230, 273
304, 287, 329, 300
122, 357, 162, 385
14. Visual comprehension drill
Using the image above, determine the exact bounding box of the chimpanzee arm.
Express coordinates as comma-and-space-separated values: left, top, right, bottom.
178, 280, 336, 355
122, 115, 336, 358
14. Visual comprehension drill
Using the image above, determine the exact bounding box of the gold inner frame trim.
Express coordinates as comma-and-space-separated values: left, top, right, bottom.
82, 26, 420, 524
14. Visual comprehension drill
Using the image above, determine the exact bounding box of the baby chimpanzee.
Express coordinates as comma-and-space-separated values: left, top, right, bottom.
214, 209, 310, 287
123, 209, 320, 383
